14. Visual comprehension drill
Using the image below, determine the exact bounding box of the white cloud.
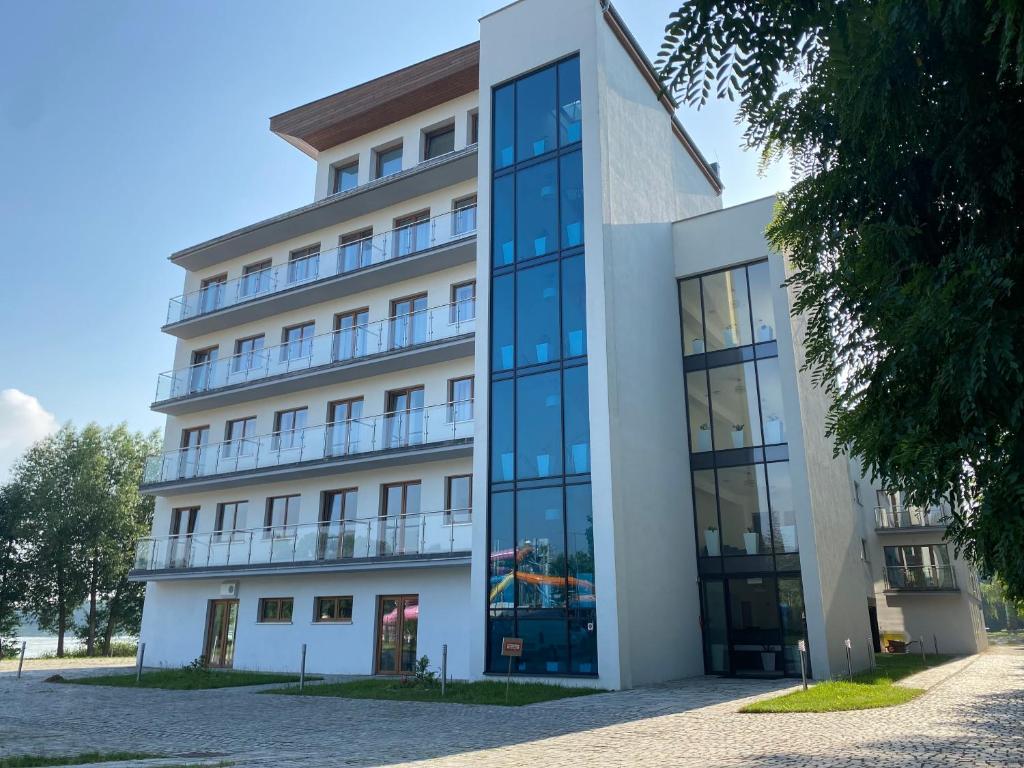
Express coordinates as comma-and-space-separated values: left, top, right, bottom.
0, 389, 58, 481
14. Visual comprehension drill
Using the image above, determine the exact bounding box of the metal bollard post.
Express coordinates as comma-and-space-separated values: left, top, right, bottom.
933, 634, 939, 655
798, 639, 808, 690
135, 642, 146, 683
441, 643, 448, 697
17, 641, 27, 679
300, 643, 307, 691
919, 635, 926, 664
844, 638, 853, 679
867, 637, 875, 671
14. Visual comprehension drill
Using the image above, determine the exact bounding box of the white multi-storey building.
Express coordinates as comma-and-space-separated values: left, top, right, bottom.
135, 0, 986, 689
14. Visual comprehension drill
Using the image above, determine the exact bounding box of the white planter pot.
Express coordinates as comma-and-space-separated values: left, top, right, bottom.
697, 429, 712, 452
731, 429, 745, 449
744, 531, 760, 556
536, 454, 551, 477
534, 236, 547, 256
704, 530, 721, 557
780, 524, 798, 553
761, 651, 777, 672
533, 138, 547, 156
568, 329, 585, 356
500, 146, 514, 166
566, 122, 581, 143
501, 241, 514, 264
764, 419, 784, 445
535, 342, 550, 363
571, 443, 589, 473
691, 338, 705, 354
565, 221, 582, 247
501, 452, 514, 481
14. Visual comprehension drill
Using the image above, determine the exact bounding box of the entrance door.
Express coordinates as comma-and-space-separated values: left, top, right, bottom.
389, 294, 428, 349
334, 308, 369, 361
179, 426, 209, 478
385, 386, 425, 448
188, 348, 218, 394
204, 599, 239, 668
375, 595, 419, 675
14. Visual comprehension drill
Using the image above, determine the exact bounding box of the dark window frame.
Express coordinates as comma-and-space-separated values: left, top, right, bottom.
257, 597, 294, 623
313, 595, 354, 623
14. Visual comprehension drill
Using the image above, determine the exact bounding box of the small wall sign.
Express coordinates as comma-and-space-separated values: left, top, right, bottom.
501, 637, 524, 657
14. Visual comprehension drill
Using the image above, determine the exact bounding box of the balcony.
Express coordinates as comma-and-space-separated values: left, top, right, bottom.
164, 204, 477, 339
141, 400, 473, 495
153, 300, 475, 415
883, 565, 958, 592
874, 504, 952, 532
130, 509, 472, 580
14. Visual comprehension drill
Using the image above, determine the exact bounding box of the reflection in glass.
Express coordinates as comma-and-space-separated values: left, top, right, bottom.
516, 486, 566, 610
728, 576, 782, 676
757, 357, 785, 444
517, 618, 569, 674
516, 160, 558, 260
702, 268, 752, 351
561, 255, 587, 356
493, 83, 515, 169
679, 278, 705, 355
492, 174, 515, 266
560, 151, 584, 247
490, 380, 514, 481
516, 66, 557, 159
563, 365, 590, 473
717, 465, 771, 555
708, 363, 761, 449
767, 462, 797, 553
747, 260, 776, 343
694, 470, 719, 556
778, 576, 807, 674
516, 261, 560, 366
686, 369, 711, 452
566, 483, 595, 608
558, 56, 582, 145
702, 580, 729, 673
489, 493, 514, 609
492, 274, 514, 371
516, 372, 563, 479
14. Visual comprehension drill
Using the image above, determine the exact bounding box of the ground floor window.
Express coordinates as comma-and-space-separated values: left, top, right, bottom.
314, 596, 354, 623
375, 595, 418, 674
257, 597, 294, 623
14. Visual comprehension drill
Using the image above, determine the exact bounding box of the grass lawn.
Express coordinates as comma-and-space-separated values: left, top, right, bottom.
266, 678, 605, 706
61, 668, 318, 690
741, 653, 956, 713
0, 752, 158, 767
987, 629, 1024, 647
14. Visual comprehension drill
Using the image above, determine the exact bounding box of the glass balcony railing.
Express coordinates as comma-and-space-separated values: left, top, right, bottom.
166, 205, 477, 325
133, 509, 472, 573
142, 399, 473, 485
874, 504, 952, 530
155, 300, 475, 403
883, 565, 958, 591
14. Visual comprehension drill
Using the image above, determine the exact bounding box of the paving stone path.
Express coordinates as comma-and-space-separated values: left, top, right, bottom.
1, 650, 1021, 768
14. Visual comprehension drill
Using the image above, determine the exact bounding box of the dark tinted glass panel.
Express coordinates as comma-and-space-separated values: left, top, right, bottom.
487, 610, 516, 672
516, 486, 566, 609
680, 278, 705, 355
516, 261, 560, 366
493, 83, 515, 169
334, 163, 358, 194
517, 618, 568, 674
425, 126, 455, 159
728, 576, 782, 675
561, 255, 587, 357
569, 613, 597, 674
702, 580, 729, 673
377, 146, 402, 178
559, 151, 584, 247
767, 462, 797, 553
563, 365, 590, 474
492, 174, 515, 266
516, 66, 557, 159
516, 371, 563, 479
566, 483, 594, 608
491, 273, 514, 371
489, 492, 515, 609
694, 470, 719, 556
686, 369, 711, 452
515, 159, 558, 260
558, 56, 582, 145
491, 380, 515, 482
778, 576, 807, 674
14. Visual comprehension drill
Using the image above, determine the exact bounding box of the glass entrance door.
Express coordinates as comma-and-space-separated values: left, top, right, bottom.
204, 599, 239, 668
385, 387, 425, 448
375, 595, 419, 675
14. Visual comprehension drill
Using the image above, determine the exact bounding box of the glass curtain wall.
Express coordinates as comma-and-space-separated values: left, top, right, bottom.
680, 259, 809, 678
487, 55, 596, 676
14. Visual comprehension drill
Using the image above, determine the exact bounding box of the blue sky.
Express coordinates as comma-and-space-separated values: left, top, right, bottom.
0, 0, 788, 475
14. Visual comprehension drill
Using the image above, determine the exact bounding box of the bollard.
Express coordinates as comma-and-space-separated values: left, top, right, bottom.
844, 638, 853, 679
300, 643, 307, 691
135, 642, 145, 683
17, 641, 27, 679
933, 634, 939, 655
798, 639, 808, 690
867, 637, 875, 671
441, 643, 448, 697
919, 635, 926, 664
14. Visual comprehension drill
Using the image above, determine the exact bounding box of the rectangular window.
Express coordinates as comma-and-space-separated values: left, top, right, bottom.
281, 321, 315, 362
448, 376, 474, 422
240, 259, 272, 297
199, 274, 227, 313
326, 398, 363, 456
332, 161, 358, 194
452, 194, 477, 236
339, 227, 373, 272
214, 501, 247, 540
320, 488, 358, 559
232, 335, 265, 373
264, 495, 300, 538
445, 475, 472, 523
450, 280, 476, 323
380, 480, 422, 555
469, 111, 479, 144
288, 244, 320, 284
178, 426, 209, 478
273, 408, 308, 451
334, 308, 369, 361
375, 143, 403, 178
223, 417, 256, 458
314, 595, 353, 623
883, 544, 955, 590
424, 124, 455, 160
384, 387, 425, 448
390, 293, 428, 348
188, 347, 218, 393
257, 597, 293, 623
393, 210, 430, 258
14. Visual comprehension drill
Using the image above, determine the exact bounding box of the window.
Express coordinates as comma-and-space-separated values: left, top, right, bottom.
562, 255, 587, 356
314, 596, 353, 623
883, 545, 955, 590
560, 151, 584, 247
188, 347, 218, 393
334, 308, 369, 361
326, 398, 363, 456
515, 65, 557, 159
288, 244, 320, 284
339, 228, 373, 273
223, 417, 256, 458
393, 210, 430, 258
281, 322, 315, 362
450, 280, 476, 323
380, 480, 421, 555
168, 507, 198, 568
332, 161, 358, 194
563, 365, 590, 473
516, 371, 563, 479
515, 159, 558, 260
375, 143, 403, 179
178, 427, 209, 478
385, 387, 425, 448
232, 335, 265, 373
264, 495, 299, 538
273, 408, 307, 451
214, 501, 247, 540
468, 110, 479, 145
493, 83, 515, 169
516, 261, 560, 365
492, 174, 514, 266
320, 488, 358, 558
199, 274, 227, 313
257, 597, 293, 623
240, 259, 272, 297
445, 475, 472, 523
424, 123, 455, 160
390, 293, 428, 348
452, 195, 477, 236
448, 376, 474, 422
558, 56, 582, 145
680, 261, 778, 356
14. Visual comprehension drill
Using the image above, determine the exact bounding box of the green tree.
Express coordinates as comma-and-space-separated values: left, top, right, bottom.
0, 485, 30, 657
658, 2, 1024, 597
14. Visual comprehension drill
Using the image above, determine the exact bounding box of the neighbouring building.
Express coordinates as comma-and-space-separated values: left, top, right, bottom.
133, 0, 987, 689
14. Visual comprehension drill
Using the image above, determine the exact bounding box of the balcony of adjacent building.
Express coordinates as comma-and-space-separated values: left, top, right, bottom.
882, 564, 959, 593
153, 298, 475, 416
874, 501, 952, 533
141, 399, 474, 496
129, 508, 472, 581
164, 203, 477, 339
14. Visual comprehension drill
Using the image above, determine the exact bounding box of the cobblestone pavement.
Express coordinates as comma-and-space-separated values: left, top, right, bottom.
1, 651, 1021, 768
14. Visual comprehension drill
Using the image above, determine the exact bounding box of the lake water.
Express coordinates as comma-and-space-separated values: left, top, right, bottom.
8, 635, 134, 659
